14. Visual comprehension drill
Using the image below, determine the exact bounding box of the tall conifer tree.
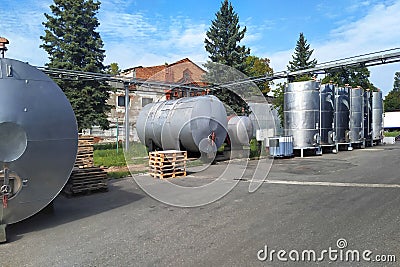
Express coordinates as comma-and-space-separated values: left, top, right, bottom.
204, 0, 251, 114
41, 0, 111, 131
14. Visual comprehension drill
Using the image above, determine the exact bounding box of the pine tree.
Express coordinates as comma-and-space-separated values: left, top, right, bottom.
40, 0, 111, 131
287, 33, 317, 81
204, 0, 251, 115
205, 0, 250, 72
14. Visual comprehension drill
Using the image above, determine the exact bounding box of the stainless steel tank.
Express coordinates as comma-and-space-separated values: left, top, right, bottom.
227, 116, 253, 148
0, 59, 78, 232
349, 87, 364, 143
319, 83, 335, 145
372, 90, 383, 141
363, 90, 372, 144
284, 80, 320, 148
334, 86, 350, 143
136, 95, 227, 153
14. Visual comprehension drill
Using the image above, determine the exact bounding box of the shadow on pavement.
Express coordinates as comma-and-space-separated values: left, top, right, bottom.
6, 179, 144, 242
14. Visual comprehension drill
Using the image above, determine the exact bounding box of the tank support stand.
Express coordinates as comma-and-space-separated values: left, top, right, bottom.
0, 224, 6, 243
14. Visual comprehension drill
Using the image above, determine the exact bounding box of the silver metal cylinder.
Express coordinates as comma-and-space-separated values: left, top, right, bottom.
284, 80, 320, 148
349, 87, 364, 143
0, 58, 78, 226
320, 83, 335, 145
363, 90, 372, 141
334, 86, 350, 143
372, 91, 383, 141
227, 116, 253, 148
136, 95, 227, 153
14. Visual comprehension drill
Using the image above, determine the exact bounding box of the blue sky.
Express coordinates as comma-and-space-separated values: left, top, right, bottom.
1, 0, 400, 96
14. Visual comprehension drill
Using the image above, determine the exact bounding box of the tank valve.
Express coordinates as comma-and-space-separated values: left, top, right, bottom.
1, 166, 11, 208
209, 131, 216, 143
1, 185, 10, 208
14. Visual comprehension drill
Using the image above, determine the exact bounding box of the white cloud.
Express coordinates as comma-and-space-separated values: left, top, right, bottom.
265, 0, 400, 96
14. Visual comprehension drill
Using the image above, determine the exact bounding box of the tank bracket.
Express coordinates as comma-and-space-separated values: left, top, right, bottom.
0, 224, 6, 243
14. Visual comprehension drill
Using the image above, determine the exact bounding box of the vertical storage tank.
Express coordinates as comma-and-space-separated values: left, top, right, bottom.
363, 90, 372, 146
319, 83, 335, 145
372, 90, 383, 142
136, 95, 227, 154
334, 86, 350, 143
284, 80, 320, 149
349, 87, 364, 144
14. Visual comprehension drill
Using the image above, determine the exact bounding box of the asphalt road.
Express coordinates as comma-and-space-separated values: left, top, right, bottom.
1, 143, 399, 267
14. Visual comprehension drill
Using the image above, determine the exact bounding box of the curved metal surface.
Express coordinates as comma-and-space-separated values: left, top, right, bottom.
363, 90, 372, 140
248, 103, 281, 142
349, 87, 364, 143
0, 58, 78, 225
320, 84, 335, 145
284, 80, 320, 148
372, 91, 383, 141
227, 116, 253, 147
136, 95, 227, 153
334, 87, 350, 143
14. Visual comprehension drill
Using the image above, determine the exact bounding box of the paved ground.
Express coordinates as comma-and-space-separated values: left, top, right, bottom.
1, 143, 400, 266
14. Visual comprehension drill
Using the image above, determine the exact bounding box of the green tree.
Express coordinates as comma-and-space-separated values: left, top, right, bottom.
272, 83, 285, 128
40, 0, 111, 131
107, 62, 121, 75
384, 72, 400, 112
244, 55, 274, 95
322, 66, 377, 90
204, 0, 251, 115
287, 32, 317, 81
393, 71, 400, 91
384, 90, 400, 112
273, 33, 317, 124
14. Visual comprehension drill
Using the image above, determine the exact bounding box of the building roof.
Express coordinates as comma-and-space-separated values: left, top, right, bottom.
122, 58, 205, 80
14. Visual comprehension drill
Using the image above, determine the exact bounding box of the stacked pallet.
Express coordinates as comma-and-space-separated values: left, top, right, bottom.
149, 150, 187, 179
74, 136, 94, 168
63, 136, 108, 195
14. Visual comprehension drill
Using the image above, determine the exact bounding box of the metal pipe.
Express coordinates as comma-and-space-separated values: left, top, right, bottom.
124, 82, 130, 151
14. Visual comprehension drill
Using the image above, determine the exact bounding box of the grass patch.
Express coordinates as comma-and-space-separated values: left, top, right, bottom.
94, 149, 127, 167
384, 131, 400, 137
94, 142, 149, 167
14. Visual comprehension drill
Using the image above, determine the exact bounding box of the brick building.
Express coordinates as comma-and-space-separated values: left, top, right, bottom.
89, 58, 208, 142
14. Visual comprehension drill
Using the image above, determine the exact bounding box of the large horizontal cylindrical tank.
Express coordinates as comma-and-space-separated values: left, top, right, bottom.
349, 87, 364, 143
372, 90, 383, 141
227, 116, 253, 148
0, 59, 78, 228
136, 95, 227, 153
320, 83, 335, 145
334, 86, 350, 143
284, 80, 320, 148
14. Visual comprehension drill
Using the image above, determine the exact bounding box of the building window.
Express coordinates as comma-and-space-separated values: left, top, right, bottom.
117, 95, 125, 107
142, 98, 153, 107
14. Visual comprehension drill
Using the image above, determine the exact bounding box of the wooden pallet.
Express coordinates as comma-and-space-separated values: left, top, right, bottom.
74, 136, 95, 168
63, 167, 108, 195
148, 150, 187, 179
